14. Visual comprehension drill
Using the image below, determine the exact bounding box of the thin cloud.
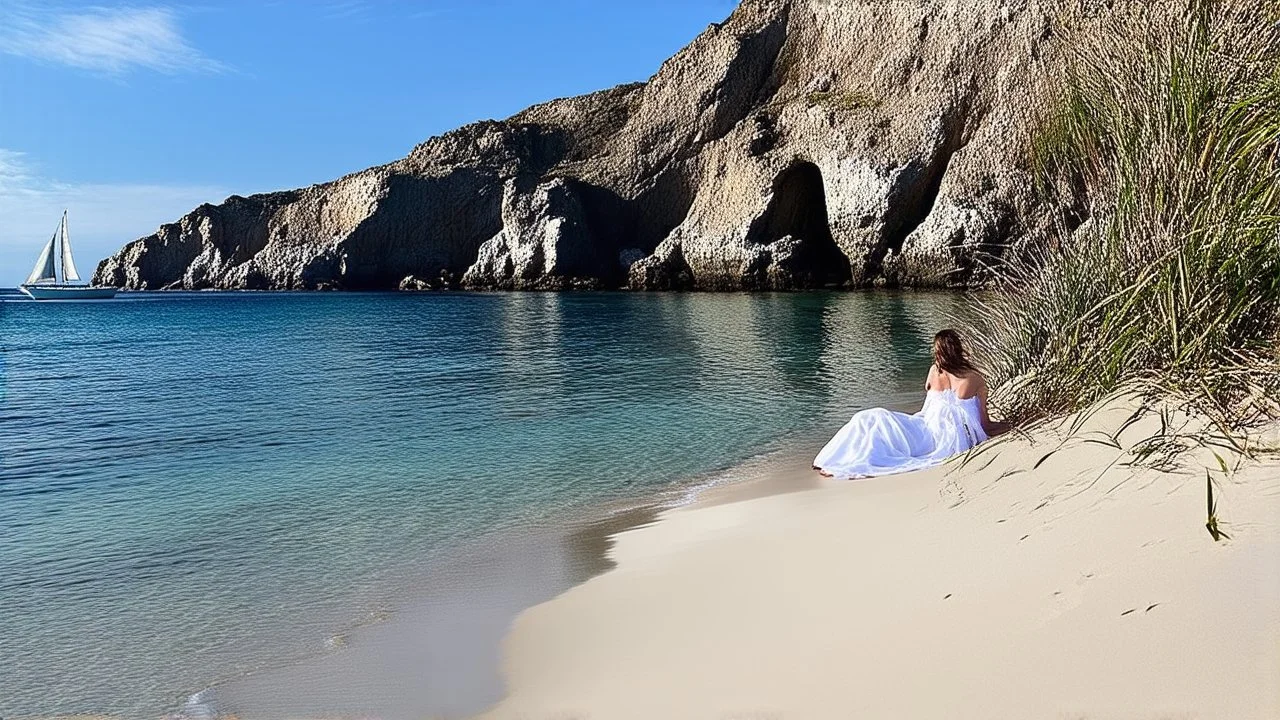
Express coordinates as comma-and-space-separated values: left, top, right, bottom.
409, 8, 448, 20
0, 149, 34, 190
0, 4, 225, 75
0, 148, 229, 285
323, 1, 372, 20
323, 2, 447, 22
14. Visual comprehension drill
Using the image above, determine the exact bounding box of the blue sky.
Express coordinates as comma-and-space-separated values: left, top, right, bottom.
0, 0, 736, 285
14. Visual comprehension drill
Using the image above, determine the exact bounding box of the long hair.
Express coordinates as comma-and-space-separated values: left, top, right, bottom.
933, 329, 976, 375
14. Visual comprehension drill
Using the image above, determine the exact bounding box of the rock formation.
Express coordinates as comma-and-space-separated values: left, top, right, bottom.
96, 0, 1076, 292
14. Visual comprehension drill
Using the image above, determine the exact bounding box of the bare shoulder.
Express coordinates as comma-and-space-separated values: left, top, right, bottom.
953, 370, 987, 399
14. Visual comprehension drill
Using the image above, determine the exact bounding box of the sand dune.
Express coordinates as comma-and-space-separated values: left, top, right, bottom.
483, 399, 1280, 719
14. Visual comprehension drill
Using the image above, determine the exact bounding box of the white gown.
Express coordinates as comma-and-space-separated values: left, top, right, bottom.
813, 389, 989, 479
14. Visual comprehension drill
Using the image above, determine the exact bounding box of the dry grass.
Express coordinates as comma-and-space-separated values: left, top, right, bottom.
968, 0, 1280, 449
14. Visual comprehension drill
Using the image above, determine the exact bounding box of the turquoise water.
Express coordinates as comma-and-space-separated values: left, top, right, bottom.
0, 290, 960, 717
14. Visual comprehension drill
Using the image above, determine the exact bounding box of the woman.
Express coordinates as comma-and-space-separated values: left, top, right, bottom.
813, 329, 1007, 479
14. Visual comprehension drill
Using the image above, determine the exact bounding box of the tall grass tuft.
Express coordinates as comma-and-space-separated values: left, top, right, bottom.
970, 0, 1280, 438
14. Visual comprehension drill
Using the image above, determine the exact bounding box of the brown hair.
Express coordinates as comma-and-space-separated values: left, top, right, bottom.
933, 329, 976, 376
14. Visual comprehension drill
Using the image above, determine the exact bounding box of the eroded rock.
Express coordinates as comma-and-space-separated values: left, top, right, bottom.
95, 0, 1079, 291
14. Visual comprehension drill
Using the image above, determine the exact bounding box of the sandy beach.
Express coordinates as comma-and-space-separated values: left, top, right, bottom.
482, 399, 1280, 719
6, 0, 1278, 717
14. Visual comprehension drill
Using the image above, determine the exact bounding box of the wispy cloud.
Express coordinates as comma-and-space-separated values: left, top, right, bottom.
322, 1, 373, 21
0, 149, 229, 285
0, 4, 225, 75
409, 8, 448, 21
0, 149, 35, 191
319, 1, 446, 23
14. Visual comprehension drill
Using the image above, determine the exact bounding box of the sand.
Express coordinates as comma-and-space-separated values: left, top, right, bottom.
481, 399, 1280, 719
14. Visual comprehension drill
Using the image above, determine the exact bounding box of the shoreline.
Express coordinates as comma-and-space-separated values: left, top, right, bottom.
207, 509, 655, 719
203, 441, 848, 720
480, 397, 1280, 719
206, 396, 924, 718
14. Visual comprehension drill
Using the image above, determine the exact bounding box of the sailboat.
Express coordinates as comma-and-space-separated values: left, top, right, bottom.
19, 211, 118, 300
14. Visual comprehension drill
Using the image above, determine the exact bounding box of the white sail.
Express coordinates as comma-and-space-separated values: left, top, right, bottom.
25, 232, 57, 285
59, 211, 81, 282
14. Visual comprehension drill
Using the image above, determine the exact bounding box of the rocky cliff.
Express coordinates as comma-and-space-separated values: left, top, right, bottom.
96, 0, 1074, 291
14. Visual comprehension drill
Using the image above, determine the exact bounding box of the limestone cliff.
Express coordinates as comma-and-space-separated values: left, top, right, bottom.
95, 0, 1074, 291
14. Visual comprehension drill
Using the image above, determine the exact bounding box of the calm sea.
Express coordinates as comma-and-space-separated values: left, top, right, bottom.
0, 290, 962, 718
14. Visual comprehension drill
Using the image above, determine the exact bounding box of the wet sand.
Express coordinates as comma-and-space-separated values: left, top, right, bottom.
212, 503, 662, 719
210, 447, 832, 719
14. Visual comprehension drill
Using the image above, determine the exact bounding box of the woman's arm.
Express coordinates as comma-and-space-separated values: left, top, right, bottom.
977, 383, 1010, 437
925, 364, 938, 392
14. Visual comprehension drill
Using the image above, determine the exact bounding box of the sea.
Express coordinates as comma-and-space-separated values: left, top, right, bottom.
0, 289, 964, 718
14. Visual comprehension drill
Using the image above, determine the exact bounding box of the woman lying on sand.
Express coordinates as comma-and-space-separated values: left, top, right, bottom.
813, 329, 1008, 479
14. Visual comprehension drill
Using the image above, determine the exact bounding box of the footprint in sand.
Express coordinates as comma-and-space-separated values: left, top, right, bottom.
1038, 572, 1098, 625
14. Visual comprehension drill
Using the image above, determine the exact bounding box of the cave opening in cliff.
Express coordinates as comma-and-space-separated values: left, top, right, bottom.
747, 161, 850, 288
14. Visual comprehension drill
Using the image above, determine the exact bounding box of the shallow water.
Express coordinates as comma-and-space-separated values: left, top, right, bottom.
0, 290, 963, 717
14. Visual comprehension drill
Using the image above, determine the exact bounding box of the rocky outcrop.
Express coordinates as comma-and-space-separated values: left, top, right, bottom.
460, 177, 607, 290
96, 0, 1077, 291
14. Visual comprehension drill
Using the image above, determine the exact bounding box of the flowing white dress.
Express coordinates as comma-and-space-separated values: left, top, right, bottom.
813, 389, 989, 479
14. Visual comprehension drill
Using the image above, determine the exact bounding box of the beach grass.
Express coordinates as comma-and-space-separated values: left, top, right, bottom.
969, 0, 1280, 445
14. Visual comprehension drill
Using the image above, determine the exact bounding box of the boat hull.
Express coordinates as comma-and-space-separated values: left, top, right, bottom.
19, 284, 118, 300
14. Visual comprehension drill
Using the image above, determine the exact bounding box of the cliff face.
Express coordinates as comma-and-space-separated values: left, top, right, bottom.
96, 0, 1071, 291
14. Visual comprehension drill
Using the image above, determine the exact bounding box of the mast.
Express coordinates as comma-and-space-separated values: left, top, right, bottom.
60, 210, 81, 283
54, 212, 63, 283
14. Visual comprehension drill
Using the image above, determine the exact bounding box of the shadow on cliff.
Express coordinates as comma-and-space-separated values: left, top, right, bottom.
744, 160, 852, 289
570, 169, 697, 287
333, 169, 505, 290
